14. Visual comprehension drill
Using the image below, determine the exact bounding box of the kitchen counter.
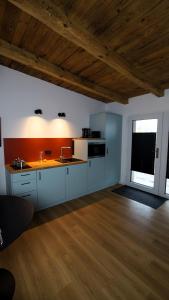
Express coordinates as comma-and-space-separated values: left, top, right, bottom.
6, 159, 87, 174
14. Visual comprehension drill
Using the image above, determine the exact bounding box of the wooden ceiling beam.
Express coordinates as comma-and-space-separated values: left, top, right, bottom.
0, 39, 128, 104
8, 0, 164, 97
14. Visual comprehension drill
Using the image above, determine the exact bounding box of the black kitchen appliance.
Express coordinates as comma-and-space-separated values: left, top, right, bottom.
82, 128, 91, 138
88, 142, 105, 158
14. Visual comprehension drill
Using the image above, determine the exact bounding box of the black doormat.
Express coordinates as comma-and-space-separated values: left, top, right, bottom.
113, 186, 166, 209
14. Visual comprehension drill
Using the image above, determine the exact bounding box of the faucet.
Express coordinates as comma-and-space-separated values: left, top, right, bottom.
60, 146, 71, 161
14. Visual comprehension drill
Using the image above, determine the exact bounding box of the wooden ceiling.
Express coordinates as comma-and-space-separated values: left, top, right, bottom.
0, 0, 169, 104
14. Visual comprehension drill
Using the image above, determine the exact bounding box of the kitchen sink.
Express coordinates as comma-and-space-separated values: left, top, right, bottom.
10, 164, 32, 170
55, 158, 82, 163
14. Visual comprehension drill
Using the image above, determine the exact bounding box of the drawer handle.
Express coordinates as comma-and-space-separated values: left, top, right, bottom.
21, 182, 31, 185
22, 194, 31, 198
0, 228, 3, 246
21, 174, 30, 177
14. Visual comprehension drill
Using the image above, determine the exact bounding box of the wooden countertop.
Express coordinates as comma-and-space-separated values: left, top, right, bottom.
6, 159, 87, 174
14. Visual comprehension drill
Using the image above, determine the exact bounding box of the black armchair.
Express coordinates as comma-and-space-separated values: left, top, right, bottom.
0, 195, 34, 299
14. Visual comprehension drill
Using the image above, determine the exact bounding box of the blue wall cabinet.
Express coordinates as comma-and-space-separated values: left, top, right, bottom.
87, 157, 105, 193
37, 167, 66, 210
90, 112, 122, 187
66, 163, 87, 200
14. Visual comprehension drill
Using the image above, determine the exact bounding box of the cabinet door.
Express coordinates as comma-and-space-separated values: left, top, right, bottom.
37, 167, 66, 210
88, 158, 105, 193
11, 179, 37, 195
11, 171, 36, 183
90, 112, 122, 187
105, 114, 122, 186
90, 112, 106, 138
19, 191, 38, 210
66, 163, 87, 201
10, 171, 38, 209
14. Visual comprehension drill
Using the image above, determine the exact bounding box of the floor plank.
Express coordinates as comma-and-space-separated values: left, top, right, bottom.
1, 188, 169, 299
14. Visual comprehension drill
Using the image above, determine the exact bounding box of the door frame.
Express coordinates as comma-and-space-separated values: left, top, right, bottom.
126, 112, 163, 195
158, 111, 169, 198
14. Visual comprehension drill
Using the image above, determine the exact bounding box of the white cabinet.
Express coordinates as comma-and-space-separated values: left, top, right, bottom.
37, 167, 66, 210
11, 171, 36, 182
12, 180, 37, 195
66, 163, 87, 200
7, 164, 88, 211
73, 138, 105, 161
7, 170, 38, 210
90, 112, 122, 187
37, 164, 88, 209
19, 190, 38, 208
6, 158, 106, 211
87, 157, 105, 193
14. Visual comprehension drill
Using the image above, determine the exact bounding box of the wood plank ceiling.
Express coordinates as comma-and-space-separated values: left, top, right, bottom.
0, 0, 169, 103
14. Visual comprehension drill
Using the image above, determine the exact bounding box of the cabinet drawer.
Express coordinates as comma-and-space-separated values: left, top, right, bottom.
16, 190, 38, 209
12, 171, 36, 183
12, 179, 37, 194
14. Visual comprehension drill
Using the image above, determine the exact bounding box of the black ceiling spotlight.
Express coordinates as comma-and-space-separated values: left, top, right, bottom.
34, 109, 43, 115
58, 112, 66, 118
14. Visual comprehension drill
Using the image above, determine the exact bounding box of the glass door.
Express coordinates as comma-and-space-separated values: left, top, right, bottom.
127, 113, 163, 195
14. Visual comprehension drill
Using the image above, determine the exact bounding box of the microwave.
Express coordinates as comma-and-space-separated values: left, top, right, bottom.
88, 142, 105, 158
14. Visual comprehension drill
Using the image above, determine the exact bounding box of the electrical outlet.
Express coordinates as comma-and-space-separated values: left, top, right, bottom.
45, 150, 52, 155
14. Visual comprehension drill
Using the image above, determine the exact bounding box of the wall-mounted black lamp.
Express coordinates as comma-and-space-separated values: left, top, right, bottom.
34, 109, 43, 115
58, 112, 66, 118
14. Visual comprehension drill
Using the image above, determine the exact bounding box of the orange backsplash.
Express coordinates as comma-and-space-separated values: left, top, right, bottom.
4, 138, 73, 164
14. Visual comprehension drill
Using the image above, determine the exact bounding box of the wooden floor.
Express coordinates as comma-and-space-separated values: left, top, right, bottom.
1, 188, 169, 300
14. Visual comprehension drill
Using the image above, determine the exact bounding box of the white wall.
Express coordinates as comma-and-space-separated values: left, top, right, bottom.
0, 65, 105, 194
106, 90, 169, 184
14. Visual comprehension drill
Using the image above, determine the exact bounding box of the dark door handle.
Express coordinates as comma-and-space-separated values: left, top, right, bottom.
21, 174, 30, 177
156, 148, 159, 159
39, 172, 41, 180
22, 194, 31, 198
